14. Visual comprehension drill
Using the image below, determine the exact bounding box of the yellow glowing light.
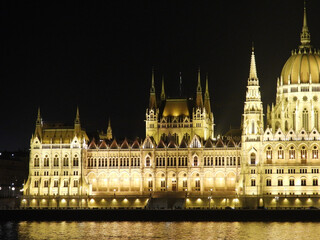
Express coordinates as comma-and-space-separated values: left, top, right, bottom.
197, 198, 202, 202
90, 198, 95, 203
61, 199, 66, 203
71, 199, 75, 202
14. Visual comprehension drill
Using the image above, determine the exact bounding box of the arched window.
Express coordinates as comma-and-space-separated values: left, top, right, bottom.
301, 146, 307, 163
251, 120, 255, 134
250, 153, 256, 165
303, 109, 309, 131
289, 146, 295, 159
63, 155, 69, 167
54, 155, 59, 167
193, 156, 198, 166
145, 156, 151, 167
312, 146, 319, 159
315, 110, 319, 131
34, 155, 40, 167
278, 147, 284, 159
266, 147, 272, 162
73, 155, 79, 167
43, 155, 49, 167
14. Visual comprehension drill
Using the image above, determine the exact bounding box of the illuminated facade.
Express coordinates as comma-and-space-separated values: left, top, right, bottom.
23, 5, 320, 209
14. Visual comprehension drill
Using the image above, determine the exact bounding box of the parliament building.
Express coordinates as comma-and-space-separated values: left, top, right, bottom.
22, 5, 320, 209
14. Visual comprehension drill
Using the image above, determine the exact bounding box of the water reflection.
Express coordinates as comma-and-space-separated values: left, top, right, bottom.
1, 221, 320, 240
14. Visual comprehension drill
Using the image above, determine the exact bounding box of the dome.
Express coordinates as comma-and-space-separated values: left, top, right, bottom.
280, 4, 320, 85
281, 49, 320, 85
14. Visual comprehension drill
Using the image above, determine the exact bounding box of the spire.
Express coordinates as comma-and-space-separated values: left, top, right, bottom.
249, 43, 258, 82
300, 0, 311, 47
74, 106, 81, 135
106, 118, 112, 140
196, 67, 203, 108
149, 67, 157, 109
34, 107, 43, 140
204, 73, 211, 114
160, 75, 166, 101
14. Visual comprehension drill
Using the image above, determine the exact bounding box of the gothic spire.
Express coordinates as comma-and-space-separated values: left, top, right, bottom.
249, 44, 258, 80
300, 0, 311, 48
74, 106, 81, 135
106, 118, 112, 140
204, 73, 211, 114
160, 75, 166, 101
196, 67, 203, 108
35, 107, 43, 140
149, 67, 157, 109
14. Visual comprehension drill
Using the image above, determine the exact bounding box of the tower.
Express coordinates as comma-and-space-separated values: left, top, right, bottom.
240, 46, 264, 196
146, 68, 159, 139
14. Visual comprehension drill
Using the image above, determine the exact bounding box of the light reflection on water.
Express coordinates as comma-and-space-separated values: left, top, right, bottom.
0, 221, 320, 240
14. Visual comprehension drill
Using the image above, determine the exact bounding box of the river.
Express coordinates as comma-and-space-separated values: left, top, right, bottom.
1, 221, 319, 239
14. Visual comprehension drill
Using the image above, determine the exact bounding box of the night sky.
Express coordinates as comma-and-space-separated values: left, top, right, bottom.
1, 0, 320, 151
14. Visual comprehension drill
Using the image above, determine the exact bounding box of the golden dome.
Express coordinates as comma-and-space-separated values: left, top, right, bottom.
280, 3, 320, 85
281, 49, 320, 85
162, 99, 190, 117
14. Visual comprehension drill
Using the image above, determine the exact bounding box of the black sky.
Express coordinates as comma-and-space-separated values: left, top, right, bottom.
1, 0, 320, 151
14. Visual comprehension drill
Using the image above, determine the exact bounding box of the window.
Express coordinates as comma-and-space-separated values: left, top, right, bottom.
73, 171, 78, 176
301, 146, 307, 161
277, 169, 284, 174
63, 171, 68, 176
266, 179, 271, 186
315, 110, 319, 130
34, 180, 39, 188
303, 109, 309, 131
73, 155, 79, 166
250, 153, 256, 165
301, 179, 307, 186
54, 155, 59, 167
312, 168, 319, 174
183, 180, 187, 188
266, 147, 272, 161
145, 157, 151, 167
54, 180, 58, 187
63, 180, 68, 187
193, 156, 198, 166
54, 171, 58, 176
161, 180, 166, 189
44, 180, 49, 188
300, 168, 307, 174
148, 180, 153, 188
251, 169, 256, 174
44, 155, 49, 167
73, 180, 78, 187
278, 179, 283, 186
278, 147, 284, 159
289, 179, 295, 186
195, 179, 200, 190
313, 179, 318, 186
63, 155, 69, 167
288, 169, 296, 174
251, 179, 256, 186
312, 146, 318, 159
34, 155, 40, 167
289, 147, 295, 159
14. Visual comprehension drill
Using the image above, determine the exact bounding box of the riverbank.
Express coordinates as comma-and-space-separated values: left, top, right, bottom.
1, 209, 320, 221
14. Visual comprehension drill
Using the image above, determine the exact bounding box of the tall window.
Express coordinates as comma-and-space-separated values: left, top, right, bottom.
34, 155, 40, 167
289, 146, 295, 159
289, 179, 295, 186
278, 147, 284, 159
278, 179, 283, 186
73, 155, 79, 167
251, 179, 256, 186
250, 153, 256, 165
63, 155, 69, 167
313, 146, 319, 159
301, 179, 307, 186
54, 155, 59, 167
193, 156, 198, 166
44, 180, 49, 188
44, 155, 49, 167
315, 110, 319, 130
74, 180, 78, 187
183, 180, 187, 188
301, 146, 307, 163
266, 179, 271, 186
145, 157, 151, 167
303, 109, 309, 131
195, 179, 200, 190
54, 180, 58, 187
34, 180, 39, 188
313, 179, 318, 186
266, 147, 272, 162
293, 111, 296, 131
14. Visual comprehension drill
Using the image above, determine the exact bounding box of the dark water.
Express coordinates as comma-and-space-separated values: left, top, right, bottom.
1, 221, 319, 240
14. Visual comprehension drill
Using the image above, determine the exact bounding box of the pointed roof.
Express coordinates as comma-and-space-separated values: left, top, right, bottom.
204, 138, 214, 148
99, 140, 108, 149
131, 139, 140, 149
204, 73, 211, 114
110, 139, 119, 149
88, 139, 97, 149
249, 44, 258, 81
120, 138, 130, 149
149, 67, 157, 109
160, 76, 166, 101
300, 0, 311, 47
196, 67, 203, 108
157, 139, 166, 148
179, 139, 188, 148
